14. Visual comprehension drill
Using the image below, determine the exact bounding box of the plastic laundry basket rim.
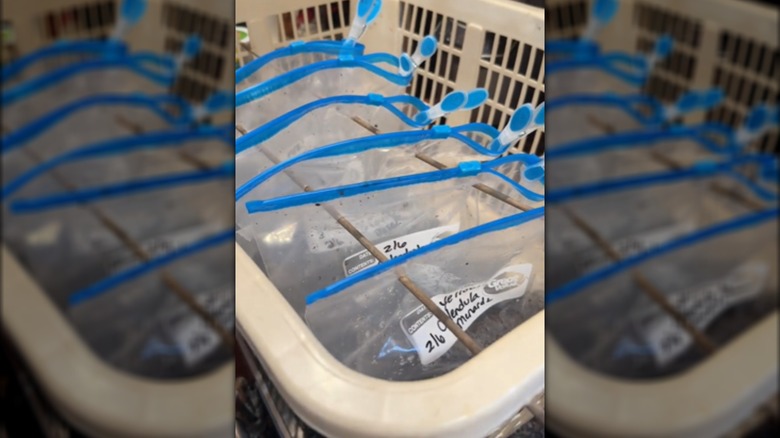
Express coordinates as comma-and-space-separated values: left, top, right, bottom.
1, 245, 233, 438
546, 311, 778, 438
235, 243, 545, 438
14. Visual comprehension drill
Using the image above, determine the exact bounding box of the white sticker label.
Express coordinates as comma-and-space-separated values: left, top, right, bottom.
170, 317, 222, 366
24, 222, 62, 246
576, 222, 695, 275
343, 224, 460, 276
400, 264, 533, 365
168, 287, 233, 367
640, 261, 768, 366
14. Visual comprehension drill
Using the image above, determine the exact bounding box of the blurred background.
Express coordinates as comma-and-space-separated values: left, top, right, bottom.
2, 0, 234, 436
545, 0, 777, 437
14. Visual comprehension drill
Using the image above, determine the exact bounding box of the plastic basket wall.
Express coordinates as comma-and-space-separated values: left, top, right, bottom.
2, 0, 233, 112
235, 0, 545, 156
236, 0, 354, 62
547, 0, 779, 154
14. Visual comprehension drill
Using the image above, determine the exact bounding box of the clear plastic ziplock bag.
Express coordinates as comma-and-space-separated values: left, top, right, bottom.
1, 40, 127, 86
2, 153, 233, 313
238, 157, 544, 316
237, 41, 366, 92
236, 123, 502, 205
2, 168, 234, 296
235, 88, 489, 157
1, 93, 192, 158
546, 88, 724, 148
234, 36, 438, 132
64, 228, 234, 379
304, 207, 544, 381
236, 105, 544, 226
3, 147, 232, 323
545, 122, 743, 190
2, 89, 231, 157
547, 207, 778, 379
2, 124, 233, 202
236, 0, 383, 90
235, 101, 541, 208
546, 35, 672, 98
545, 155, 778, 291
1, 36, 201, 129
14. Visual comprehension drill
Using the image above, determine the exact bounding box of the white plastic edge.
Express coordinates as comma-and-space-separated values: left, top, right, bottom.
547, 311, 778, 438
1, 245, 233, 438
235, 243, 545, 438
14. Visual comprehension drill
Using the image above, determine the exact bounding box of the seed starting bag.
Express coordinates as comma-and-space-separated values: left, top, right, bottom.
234, 35, 438, 132
545, 122, 743, 190
546, 35, 671, 98
546, 88, 723, 148
235, 88, 488, 157
2, 127, 233, 378
305, 207, 545, 381
2, 35, 201, 129
235, 104, 544, 228
546, 155, 777, 290
238, 156, 544, 316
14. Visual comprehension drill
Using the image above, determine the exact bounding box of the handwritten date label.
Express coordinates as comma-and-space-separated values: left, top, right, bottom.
400, 264, 533, 365
343, 224, 460, 276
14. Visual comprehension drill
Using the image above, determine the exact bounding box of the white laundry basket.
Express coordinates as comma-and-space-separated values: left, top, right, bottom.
234, 0, 546, 436
236, 0, 545, 156
1, 1, 234, 437
545, 0, 779, 436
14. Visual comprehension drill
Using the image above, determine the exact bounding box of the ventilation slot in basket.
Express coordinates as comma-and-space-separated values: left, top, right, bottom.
162, 1, 230, 103
38, 1, 116, 41
471, 31, 545, 157
634, 2, 702, 105
399, 1, 464, 127
708, 32, 779, 154
546, 0, 588, 40
273, 1, 351, 47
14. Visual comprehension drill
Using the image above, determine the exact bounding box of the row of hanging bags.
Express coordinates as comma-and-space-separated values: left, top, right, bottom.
2, 0, 236, 378
238, 152, 545, 316
235, 103, 544, 226
305, 206, 545, 381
